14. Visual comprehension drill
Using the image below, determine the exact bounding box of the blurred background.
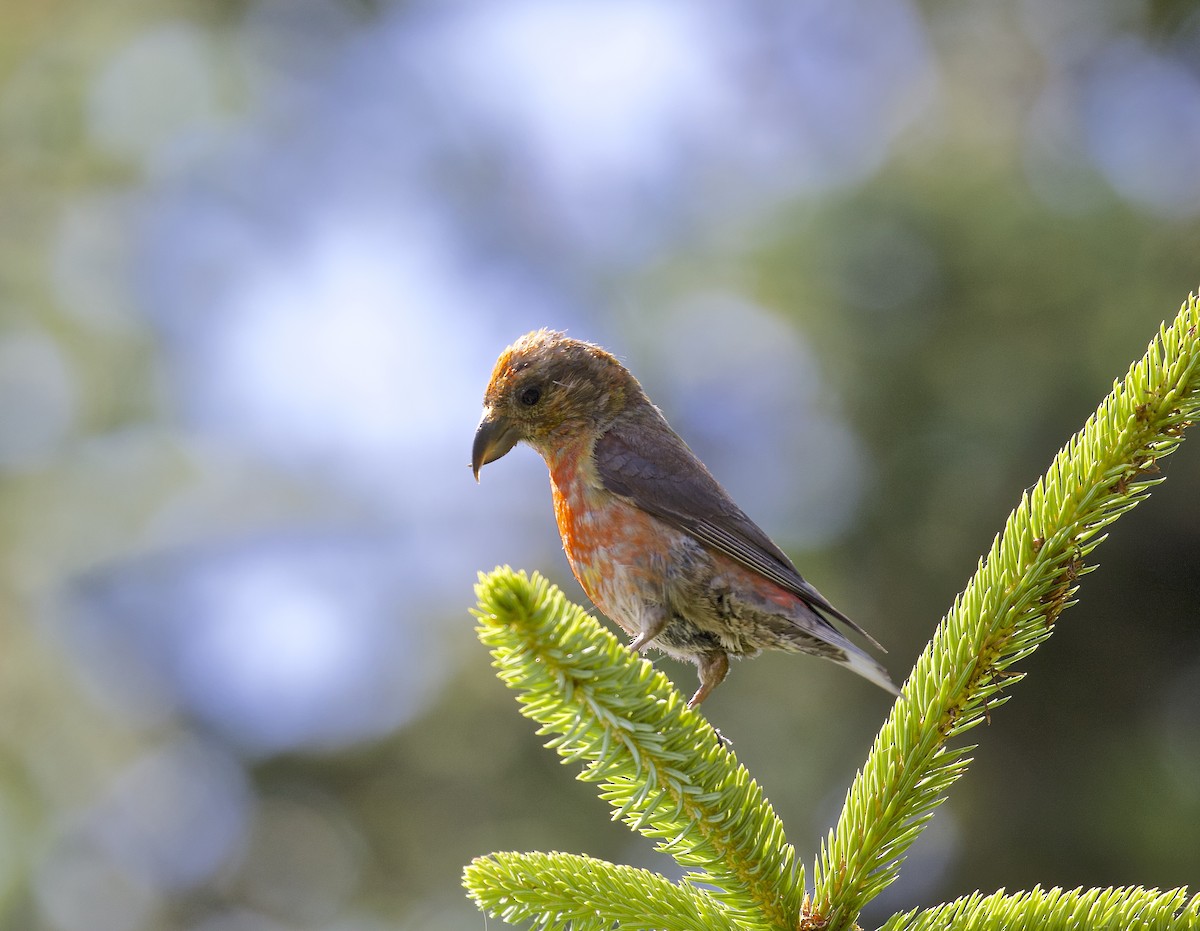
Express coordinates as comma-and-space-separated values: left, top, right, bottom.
2, 0, 1199, 928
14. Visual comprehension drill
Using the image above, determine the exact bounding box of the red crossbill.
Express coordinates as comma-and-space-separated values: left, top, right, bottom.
472, 329, 898, 708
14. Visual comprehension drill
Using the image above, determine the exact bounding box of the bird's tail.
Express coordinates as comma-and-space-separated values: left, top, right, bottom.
838, 644, 902, 697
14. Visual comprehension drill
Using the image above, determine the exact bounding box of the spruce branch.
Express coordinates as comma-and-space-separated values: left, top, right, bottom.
812, 294, 1200, 928
469, 568, 803, 931
464, 294, 1200, 931
880, 884, 1200, 931
464, 850, 735, 931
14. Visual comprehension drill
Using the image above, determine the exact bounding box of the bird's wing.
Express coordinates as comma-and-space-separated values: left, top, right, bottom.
594, 413, 885, 652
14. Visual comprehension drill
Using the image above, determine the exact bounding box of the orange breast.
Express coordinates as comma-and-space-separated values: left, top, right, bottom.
546, 444, 672, 628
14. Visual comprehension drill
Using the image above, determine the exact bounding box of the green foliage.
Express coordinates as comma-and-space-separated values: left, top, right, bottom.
881, 885, 1200, 931
470, 568, 803, 931
812, 294, 1200, 926
463, 851, 734, 931
464, 294, 1200, 931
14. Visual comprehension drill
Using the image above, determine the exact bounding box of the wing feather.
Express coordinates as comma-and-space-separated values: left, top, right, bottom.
594, 414, 885, 652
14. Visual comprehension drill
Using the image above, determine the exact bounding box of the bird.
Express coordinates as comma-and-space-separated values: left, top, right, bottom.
472, 328, 899, 709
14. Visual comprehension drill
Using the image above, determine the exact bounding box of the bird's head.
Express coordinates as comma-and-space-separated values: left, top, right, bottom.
472, 329, 641, 480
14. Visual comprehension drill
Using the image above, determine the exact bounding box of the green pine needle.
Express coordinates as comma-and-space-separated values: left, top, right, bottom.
470, 567, 803, 931
464, 851, 735, 931
812, 293, 1200, 927
881, 884, 1200, 931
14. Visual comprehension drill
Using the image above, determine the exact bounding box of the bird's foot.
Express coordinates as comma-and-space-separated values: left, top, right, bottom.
628, 613, 669, 654
628, 633, 656, 654
685, 651, 729, 709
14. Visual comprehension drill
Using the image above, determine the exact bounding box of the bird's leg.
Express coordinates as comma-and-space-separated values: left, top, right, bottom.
686, 650, 730, 709
628, 608, 669, 653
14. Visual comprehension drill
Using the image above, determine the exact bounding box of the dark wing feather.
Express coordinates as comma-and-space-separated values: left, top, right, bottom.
594, 413, 885, 652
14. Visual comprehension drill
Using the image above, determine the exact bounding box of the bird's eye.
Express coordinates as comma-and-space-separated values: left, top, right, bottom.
518, 385, 542, 407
